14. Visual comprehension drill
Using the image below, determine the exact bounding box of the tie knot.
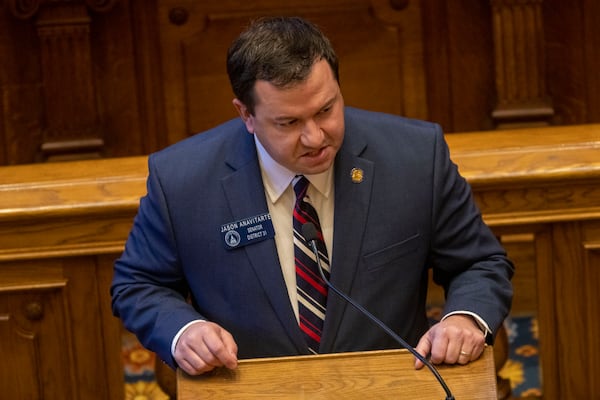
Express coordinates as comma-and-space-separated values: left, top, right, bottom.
293, 175, 310, 201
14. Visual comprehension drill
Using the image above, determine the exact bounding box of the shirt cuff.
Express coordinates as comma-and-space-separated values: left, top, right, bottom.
171, 319, 206, 357
442, 310, 492, 338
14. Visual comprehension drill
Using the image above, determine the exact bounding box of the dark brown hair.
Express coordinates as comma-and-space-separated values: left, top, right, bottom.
227, 16, 339, 114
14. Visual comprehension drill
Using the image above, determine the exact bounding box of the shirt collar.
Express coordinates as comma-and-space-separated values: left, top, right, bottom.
254, 135, 333, 203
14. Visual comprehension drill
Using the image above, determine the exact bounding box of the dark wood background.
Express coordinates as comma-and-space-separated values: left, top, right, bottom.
1, 0, 599, 165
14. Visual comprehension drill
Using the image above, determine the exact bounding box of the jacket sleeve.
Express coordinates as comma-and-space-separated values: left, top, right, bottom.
428, 126, 514, 340
110, 154, 206, 369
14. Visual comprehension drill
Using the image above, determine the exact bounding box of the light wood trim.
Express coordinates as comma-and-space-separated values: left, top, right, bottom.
177, 347, 496, 400
1, 124, 599, 221
446, 124, 600, 186
0, 156, 147, 221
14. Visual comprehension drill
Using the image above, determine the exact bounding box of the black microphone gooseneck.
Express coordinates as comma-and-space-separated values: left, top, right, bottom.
301, 222, 455, 400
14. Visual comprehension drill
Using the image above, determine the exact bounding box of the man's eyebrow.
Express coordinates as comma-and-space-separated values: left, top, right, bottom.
321, 92, 340, 109
271, 93, 339, 123
273, 115, 296, 123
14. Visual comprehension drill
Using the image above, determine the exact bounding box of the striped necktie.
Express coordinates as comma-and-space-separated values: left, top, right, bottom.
293, 175, 330, 353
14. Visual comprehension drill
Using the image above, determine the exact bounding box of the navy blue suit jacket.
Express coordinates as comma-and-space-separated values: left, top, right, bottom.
111, 107, 513, 368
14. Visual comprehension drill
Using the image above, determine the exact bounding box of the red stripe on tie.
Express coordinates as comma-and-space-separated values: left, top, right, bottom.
299, 319, 322, 342
295, 261, 328, 296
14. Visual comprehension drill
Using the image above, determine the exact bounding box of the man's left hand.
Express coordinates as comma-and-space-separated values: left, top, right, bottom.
414, 314, 486, 369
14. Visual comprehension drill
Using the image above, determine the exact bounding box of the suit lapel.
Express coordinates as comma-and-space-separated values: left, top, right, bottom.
221, 132, 307, 353
320, 134, 374, 351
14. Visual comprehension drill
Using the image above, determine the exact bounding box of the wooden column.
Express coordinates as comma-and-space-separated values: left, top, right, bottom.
6, 0, 119, 161
490, 0, 554, 128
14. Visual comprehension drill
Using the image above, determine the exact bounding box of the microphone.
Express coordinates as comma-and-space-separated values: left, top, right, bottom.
301, 222, 455, 400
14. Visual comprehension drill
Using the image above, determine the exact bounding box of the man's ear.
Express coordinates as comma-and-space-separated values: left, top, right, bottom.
232, 99, 255, 133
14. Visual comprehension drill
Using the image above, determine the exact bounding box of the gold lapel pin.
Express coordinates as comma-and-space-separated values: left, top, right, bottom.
350, 167, 364, 183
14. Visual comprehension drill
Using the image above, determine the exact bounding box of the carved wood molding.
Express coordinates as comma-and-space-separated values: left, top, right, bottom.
370, 0, 410, 25
6, 0, 120, 160
490, 0, 554, 128
6, 0, 119, 20
84, 0, 120, 13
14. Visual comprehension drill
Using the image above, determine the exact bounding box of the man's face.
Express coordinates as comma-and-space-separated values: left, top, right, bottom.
233, 59, 345, 175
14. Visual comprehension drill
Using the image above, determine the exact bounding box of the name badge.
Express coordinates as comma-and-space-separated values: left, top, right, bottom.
221, 212, 275, 249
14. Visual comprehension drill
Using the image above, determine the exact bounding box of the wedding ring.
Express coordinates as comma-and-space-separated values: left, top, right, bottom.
459, 351, 471, 357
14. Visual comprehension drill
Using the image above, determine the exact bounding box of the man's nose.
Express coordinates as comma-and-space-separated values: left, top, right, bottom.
301, 119, 324, 146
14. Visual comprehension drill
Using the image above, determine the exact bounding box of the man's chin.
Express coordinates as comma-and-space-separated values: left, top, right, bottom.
298, 160, 334, 175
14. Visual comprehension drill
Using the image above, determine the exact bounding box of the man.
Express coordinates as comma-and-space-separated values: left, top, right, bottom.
111, 16, 513, 376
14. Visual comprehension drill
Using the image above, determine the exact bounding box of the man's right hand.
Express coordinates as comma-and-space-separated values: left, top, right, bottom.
173, 321, 238, 375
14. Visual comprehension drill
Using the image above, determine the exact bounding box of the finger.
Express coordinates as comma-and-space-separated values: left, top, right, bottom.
206, 329, 238, 369
178, 352, 216, 375
178, 358, 196, 375
468, 340, 487, 361
457, 342, 478, 364
457, 349, 472, 365
414, 333, 432, 369
428, 332, 451, 365
195, 340, 226, 368
190, 325, 238, 369
188, 338, 226, 371
457, 329, 486, 363
444, 334, 464, 364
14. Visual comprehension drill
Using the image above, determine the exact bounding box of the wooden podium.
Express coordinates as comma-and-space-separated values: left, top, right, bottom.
177, 347, 496, 399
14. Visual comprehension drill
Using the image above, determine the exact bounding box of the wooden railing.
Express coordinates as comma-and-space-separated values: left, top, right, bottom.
1, 124, 599, 399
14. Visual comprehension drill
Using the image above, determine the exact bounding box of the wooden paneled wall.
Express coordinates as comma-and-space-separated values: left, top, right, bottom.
1, 0, 599, 164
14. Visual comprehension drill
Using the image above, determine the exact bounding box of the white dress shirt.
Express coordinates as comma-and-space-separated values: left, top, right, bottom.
254, 134, 334, 321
